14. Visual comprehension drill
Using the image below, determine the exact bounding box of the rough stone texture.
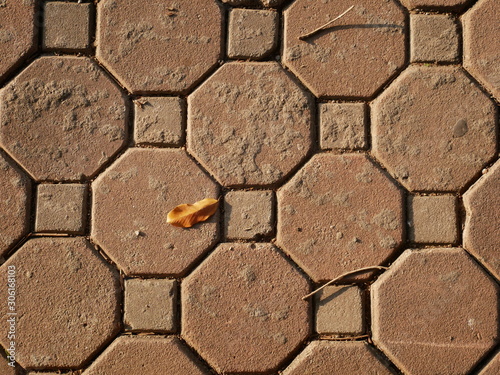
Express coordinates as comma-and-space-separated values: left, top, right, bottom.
188, 62, 313, 187
400, 0, 471, 11
315, 285, 364, 335
372, 248, 499, 375
0, 353, 16, 375
182, 243, 310, 374
319, 102, 367, 150
408, 195, 458, 244
0, 56, 127, 181
35, 183, 87, 234
463, 0, 500, 101
277, 153, 404, 282
221, 0, 287, 7
43, 2, 92, 51
410, 14, 459, 63
134, 96, 185, 146
0, 237, 121, 369
224, 190, 274, 240
463, 160, 500, 280
283, 341, 393, 375
92, 148, 219, 276
283, 0, 405, 98
479, 350, 500, 375
228, 9, 278, 60
124, 278, 177, 332
372, 65, 497, 192
96, 0, 222, 94
83, 335, 208, 375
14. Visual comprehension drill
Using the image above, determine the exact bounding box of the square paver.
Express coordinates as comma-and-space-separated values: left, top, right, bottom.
319, 103, 367, 150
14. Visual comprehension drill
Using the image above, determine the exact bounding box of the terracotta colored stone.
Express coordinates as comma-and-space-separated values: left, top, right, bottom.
479, 350, 500, 375
83, 335, 208, 375
0, 353, 16, 375
283, 341, 392, 375
224, 190, 274, 240
372, 248, 499, 375
372, 65, 497, 192
96, 0, 222, 94
463, 0, 500, 101
277, 153, 404, 282
182, 243, 310, 374
221, 0, 287, 7
400, 0, 471, 11
410, 14, 459, 63
188, 62, 313, 187
92, 148, 219, 276
283, 0, 405, 98
228, 9, 278, 60
124, 278, 177, 332
464, 160, 500, 280
0, 237, 121, 369
0, 56, 127, 181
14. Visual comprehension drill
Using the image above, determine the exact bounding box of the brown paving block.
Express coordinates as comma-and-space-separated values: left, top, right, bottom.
464, 160, 500, 280
222, 0, 287, 6
96, 0, 222, 94
277, 153, 404, 282
0, 56, 127, 181
463, 0, 500, 101
91, 148, 219, 276
372, 248, 499, 375
400, 0, 471, 11
0, 237, 121, 369
83, 335, 208, 375
479, 350, 500, 375
0, 353, 16, 375
182, 243, 310, 374
372, 65, 497, 192
283, 0, 405, 98
188, 62, 313, 187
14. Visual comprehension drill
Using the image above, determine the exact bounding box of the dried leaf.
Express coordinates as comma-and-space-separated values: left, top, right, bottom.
167, 198, 219, 228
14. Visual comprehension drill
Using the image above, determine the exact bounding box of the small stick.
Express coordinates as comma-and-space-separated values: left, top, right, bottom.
299, 5, 354, 41
320, 334, 370, 341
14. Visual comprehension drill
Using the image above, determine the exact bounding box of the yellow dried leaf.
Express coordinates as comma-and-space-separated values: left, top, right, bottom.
167, 198, 219, 228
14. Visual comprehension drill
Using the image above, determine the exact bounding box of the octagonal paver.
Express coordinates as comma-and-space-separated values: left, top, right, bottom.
283, 0, 405, 98
277, 153, 404, 282
92, 148, 219, 276
372, 248, 499, 375
182, 243, 310, 374
96, 0, 222, 94
372, 65, 497, 192
0, 237, 120, 369
0, 56, 127, 181
400, 0, 471, 11
188, 62, 313, 187
463, 0, 500, 101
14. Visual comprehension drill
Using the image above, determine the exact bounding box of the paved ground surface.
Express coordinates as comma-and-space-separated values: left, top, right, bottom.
0, 0, 499, 374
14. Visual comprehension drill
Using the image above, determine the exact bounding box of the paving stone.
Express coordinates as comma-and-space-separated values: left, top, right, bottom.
0, 56, 127, 181
0, 237, 121, 369
410, 14, 459, 63
479, 350, 500, 375
463, 160, 500, 280
283, 0, 405, 98
400, 0, 471, 11
124, 278, 177, 332
83, 335, 208, 375
463, 0, 500, 101
92, 148, 219, 276
319, 102, 367, 150
221, 0, 287, 7
0, 353, 16, 375
372, 248, 499, 375
228, 9, 278, 60
35, 183, 87, 234
372, 65, 497, 192
283, 341, 393, 375
408, 195, 458, 244
182, 243, 310, 374
224, 190, 274, 240
43, 2, 92, 51
134, 97, 184, 146
96, 0, 222, 94
188, 62, 313, 187
277, 153, 404, 282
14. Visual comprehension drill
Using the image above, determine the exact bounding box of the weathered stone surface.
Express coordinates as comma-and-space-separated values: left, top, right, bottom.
400, 0, 471, 11
188, 62, 313, 187
479, 350, 500, 375
277, 153, 404, 282
182, 243, 310, 374
0, 353, 16, 375
372, 65, 497, 192
372, 248, 499, 375
221, 0, 287, 7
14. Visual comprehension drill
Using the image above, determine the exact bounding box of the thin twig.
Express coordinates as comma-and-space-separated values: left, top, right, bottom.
299, 5, 354, 41
320, 334, 370, 341
302, 265, 388, 300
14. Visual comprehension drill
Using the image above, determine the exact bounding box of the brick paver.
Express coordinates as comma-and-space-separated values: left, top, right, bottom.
479, 350, 500, 375
400, 0, 470, 10
0, 353, 16, 375
222, 0, 287, 6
